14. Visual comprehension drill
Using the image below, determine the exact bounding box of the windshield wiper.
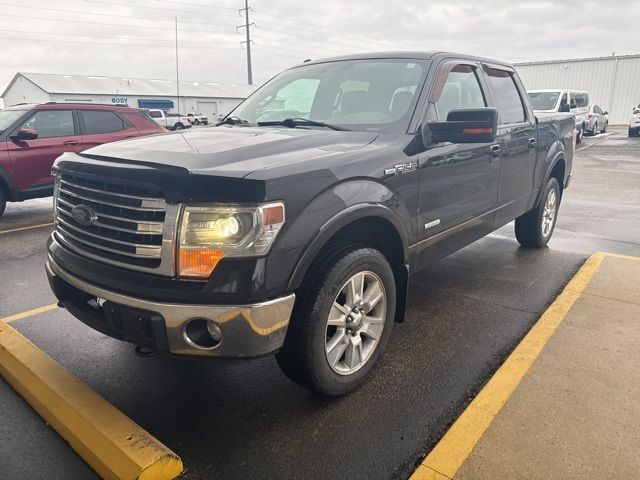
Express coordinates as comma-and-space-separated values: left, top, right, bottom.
217, 116, 252, 126
257, 118, 349, 131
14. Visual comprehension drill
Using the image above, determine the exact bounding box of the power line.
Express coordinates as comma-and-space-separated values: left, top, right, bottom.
252, 11, 417, 50
0, 26, 236, 46
0, 12, 232, 32
0, 34, 239, 49
0, 27, 238, 47
0, 2, 233, 26
82, 0, 239, 17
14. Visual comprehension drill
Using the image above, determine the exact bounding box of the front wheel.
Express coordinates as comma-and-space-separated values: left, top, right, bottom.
514, 177, 561, 248
276, 246, 396, 397
601, 122, 607, 134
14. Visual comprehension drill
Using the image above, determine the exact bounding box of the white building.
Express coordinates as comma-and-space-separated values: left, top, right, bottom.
514, 54, 640, 125
1, 72, 255, 120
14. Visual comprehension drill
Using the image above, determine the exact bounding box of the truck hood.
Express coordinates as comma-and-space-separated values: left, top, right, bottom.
80, 126, 379, 178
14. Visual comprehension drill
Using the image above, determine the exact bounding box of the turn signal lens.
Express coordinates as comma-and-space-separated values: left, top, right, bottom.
179, 248, 223, 278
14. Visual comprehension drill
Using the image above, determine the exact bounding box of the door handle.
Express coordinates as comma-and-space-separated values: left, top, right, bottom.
63, 140, 79, 146
528, 138, 537, 149
489, 144, 502, 161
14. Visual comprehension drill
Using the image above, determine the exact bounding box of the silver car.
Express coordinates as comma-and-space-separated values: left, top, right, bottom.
585, 104, 608, 136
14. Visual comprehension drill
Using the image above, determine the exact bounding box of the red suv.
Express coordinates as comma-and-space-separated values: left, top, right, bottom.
0, 102, 165, 217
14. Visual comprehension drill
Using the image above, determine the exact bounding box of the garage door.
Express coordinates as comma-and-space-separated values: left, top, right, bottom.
197, 101, 218, 120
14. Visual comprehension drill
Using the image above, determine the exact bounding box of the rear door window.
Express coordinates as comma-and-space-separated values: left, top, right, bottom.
22, 110, 75, 138
485, 68, 526, 125
81, 110, 128, 134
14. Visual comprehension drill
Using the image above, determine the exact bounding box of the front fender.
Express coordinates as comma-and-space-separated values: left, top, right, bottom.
280, 179, 412, 291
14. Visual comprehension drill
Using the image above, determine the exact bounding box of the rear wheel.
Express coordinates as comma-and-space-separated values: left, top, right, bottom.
174, 123, 184, 130
576, 126, 584, 143
0, 188, 6, 218
515, 177, 560, 248
276, 246, 396, 397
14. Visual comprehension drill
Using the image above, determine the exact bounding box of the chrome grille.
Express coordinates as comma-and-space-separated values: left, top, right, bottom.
54, 173, 175, 273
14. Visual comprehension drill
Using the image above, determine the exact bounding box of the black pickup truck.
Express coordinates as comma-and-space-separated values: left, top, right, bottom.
47, 52, 574, 396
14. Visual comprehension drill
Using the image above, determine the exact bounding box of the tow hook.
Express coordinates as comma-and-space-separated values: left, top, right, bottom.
134, 345, 157, 358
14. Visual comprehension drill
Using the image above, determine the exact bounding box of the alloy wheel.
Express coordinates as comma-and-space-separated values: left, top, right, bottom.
325, 271, 387, 375
541, 188, 557, 238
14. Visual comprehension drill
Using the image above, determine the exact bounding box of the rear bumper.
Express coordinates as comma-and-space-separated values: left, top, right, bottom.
46, 256, 295, 358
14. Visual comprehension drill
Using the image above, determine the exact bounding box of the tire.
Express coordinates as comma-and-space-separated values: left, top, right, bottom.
576, 126, 583, 143
193, 119, 200, 125
601, 122, 607, 134
174, 123, 184, 130
629, 128, 637, 138
276, 246, 396, 397
514, 177, 561, 248
0, 188, 6, 218
592, 122, 598, 136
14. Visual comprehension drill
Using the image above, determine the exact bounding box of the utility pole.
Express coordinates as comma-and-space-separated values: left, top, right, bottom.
175, 16, 180, 113
237, 0, 254, 85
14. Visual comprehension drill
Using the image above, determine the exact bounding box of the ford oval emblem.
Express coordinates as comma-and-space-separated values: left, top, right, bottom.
70, 204, 97, 226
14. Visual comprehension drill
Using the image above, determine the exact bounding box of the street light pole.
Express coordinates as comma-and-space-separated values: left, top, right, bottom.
175, 16, 180, 113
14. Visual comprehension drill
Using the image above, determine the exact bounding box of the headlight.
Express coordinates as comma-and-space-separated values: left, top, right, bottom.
178, 202, 285, 278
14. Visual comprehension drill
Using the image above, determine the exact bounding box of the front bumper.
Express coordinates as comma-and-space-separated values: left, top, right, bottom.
46, 256, 295, 358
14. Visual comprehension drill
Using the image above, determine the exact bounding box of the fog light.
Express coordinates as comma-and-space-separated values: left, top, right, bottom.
184, 318, 222, 349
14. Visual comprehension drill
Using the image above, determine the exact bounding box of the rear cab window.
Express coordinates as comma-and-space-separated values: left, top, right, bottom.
484, 67, 527, 125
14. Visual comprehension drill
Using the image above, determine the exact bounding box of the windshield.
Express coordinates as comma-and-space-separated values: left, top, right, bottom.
528, 91, 560, 111
0, 109, 28, 134
230, 59, 427, 133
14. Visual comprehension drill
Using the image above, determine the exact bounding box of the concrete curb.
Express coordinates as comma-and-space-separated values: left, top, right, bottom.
0, 320, 183, 480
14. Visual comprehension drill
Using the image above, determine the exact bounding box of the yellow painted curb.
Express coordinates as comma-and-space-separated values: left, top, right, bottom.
410, 252, 610, 480
0, 321, 183, 480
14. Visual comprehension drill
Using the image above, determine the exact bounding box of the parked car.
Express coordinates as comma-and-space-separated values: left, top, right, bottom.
0, 102, 165, 218
187, 113, 208, 125
584, 104, 608, 136
47, 52, 574, 397
528, 89, 590, 143
629, 105, 640, 137
147, 109, 192, 130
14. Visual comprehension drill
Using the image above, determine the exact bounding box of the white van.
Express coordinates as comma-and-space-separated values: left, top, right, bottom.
528, 89, 590, 143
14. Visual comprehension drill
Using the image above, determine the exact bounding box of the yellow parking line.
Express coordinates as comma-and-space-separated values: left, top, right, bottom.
0, 320, 183, 479
0, 222, 54, 235
1, 304, 58, 323
576, 133, 614, 152
410, 252, 606, 480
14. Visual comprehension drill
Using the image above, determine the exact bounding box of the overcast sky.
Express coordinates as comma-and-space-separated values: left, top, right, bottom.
1, 0, 639, 92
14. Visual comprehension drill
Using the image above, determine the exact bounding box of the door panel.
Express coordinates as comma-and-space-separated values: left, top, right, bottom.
414, 62, 499, 269
7, 110, 83, 191
483, 67, 537, 225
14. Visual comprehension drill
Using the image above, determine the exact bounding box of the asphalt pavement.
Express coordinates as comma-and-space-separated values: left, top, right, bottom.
1, 130, 639, 479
